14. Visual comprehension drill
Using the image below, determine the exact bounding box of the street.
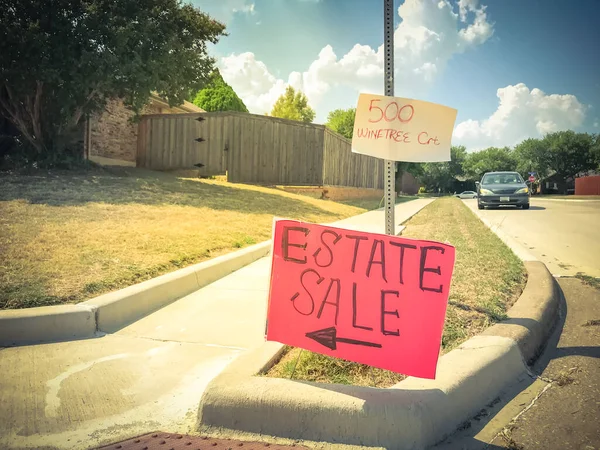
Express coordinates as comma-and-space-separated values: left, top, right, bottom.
437, 198, 600, 450
464, 198, 600, 278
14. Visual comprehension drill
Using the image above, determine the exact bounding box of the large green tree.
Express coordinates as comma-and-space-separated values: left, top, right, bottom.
0, 0, 225, 163
419, 146, 468, 193
462, 147, 517, 181
270, 86, 315, 123
513, 137, 550, 180
544, 130, 596, 192
325, 108, 355, 139
192, 70, 248, 113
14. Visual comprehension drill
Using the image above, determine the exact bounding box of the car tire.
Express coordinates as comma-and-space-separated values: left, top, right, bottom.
522, 204, 530, 210
477, 203, 484, 210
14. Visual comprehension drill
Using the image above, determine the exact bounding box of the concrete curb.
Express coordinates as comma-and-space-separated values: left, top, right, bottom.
482, 261, 560, 364
0, 241, 271, 346
199, 336, 526, 449
0, 304, 97, 345
196, 211, 560, 449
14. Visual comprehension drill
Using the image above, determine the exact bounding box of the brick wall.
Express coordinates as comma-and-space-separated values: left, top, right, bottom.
90, 98, 188, 162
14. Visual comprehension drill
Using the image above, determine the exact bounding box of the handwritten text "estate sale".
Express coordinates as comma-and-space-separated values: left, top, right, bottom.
356, 98, 440, 146
351, 93, 457, 162
266, 220, 456, 379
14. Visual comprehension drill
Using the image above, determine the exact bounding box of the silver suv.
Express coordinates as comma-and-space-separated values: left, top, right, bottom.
476, 171, 530, 210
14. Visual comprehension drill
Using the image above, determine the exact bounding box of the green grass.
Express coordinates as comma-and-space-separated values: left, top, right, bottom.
575, 273, 600, 290
0, 166, 376, 310
266, 197, 527, 387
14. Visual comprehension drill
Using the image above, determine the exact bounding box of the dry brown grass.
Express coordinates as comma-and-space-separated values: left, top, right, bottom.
0, 166, 374, 309
266, 197, 526, 387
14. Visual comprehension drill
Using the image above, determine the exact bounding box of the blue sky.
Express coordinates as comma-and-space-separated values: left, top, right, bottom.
192, 0, 599, 150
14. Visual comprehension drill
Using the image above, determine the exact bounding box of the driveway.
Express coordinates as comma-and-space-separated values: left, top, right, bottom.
463, 198, 600, 277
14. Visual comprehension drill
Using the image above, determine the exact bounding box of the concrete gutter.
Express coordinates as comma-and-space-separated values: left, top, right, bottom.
196, 209, 560, 449
0, 241, 271, 346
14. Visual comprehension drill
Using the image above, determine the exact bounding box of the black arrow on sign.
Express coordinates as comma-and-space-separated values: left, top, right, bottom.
305, 327, 382, 351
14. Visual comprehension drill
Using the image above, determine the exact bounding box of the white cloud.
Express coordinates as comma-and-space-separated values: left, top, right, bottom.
594, 118, 599, 128
453, 83, 587, 150
233, 2, 255, 14
219, 0, 494, 118
219, 52, 288, 114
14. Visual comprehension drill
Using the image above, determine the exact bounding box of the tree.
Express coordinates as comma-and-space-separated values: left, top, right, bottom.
325, 108, 355, 139
592, 134, 600, 170
544, 131, 596, 193
270, 86, 315, 123
513, 138, 550, 180
462, 147, 517, 181
419, 146, 468, 193
192, 70, 248, 113
0, 0, 226, 164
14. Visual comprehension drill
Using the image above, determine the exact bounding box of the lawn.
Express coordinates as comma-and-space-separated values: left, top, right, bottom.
0, 166, 383, 310
266, 197, 527, 387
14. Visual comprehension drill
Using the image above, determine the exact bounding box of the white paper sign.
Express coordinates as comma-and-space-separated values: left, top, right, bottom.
351, 93, 458, 162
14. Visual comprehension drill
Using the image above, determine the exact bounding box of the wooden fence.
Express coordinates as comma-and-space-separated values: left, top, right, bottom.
137, 111, 382, 189
226, 114, 324, 185
137, 113, 229, 175
322, 129, 384, 189
575, 175, 600, 195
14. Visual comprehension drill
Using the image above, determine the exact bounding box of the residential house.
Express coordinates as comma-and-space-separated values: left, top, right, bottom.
87, 93, 204, 164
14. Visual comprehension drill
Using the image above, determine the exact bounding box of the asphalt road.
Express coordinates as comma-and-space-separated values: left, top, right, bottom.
436, 197, 600, 450
464, 198, 600, 277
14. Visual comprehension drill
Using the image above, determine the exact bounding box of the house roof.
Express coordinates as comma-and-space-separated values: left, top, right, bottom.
149, 92, 204, 113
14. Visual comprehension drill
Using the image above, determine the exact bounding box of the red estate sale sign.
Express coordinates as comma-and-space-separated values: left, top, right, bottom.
266, 220, 456, 380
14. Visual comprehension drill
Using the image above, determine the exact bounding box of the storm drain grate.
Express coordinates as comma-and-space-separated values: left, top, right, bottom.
96, 432, 310, 450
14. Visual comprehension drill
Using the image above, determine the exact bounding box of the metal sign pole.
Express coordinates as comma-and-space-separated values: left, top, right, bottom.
384, 0, 395, 236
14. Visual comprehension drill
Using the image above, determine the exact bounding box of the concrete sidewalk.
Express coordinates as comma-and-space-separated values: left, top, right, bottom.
0, 199, 433, 450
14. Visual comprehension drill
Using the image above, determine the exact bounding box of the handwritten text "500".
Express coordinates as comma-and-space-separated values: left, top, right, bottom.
368, 99, 414, 124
